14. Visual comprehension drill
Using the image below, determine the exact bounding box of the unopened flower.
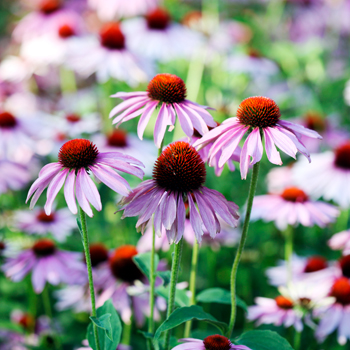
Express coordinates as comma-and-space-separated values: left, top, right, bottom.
26, 139, 144, 217
194, 96, 321, 179
118, 141, 239, 244
110, 74, 216, 148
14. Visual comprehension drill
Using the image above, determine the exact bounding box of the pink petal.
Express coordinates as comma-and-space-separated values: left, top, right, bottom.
175, 195, 186, 243
77, 168, 102, 211
98, 152, 145, 168
188, 192, 203, 243
183, 100, 216, 127
263, 128, 282, 165
174, 103, 194, 137
154, 103, 169, 148
109, 96, 149, 118
137, 101, 158, 140
162, 192, 176, 230
194, 191, 217, 238
97, 158, 144, 179
110, 91, 148, 100
267, 127, 298, 159
181, 103, 209, 136
64, 170, 77, 214
278, 120, 322, 139
75, 174, 93, 217
112, 99, 149, 125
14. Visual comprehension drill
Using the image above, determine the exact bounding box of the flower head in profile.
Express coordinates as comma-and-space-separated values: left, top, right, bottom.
172, 335, 251, 350
26, 139, 144, 217
194, 96, 322, 179
118, 141, 239, 244
109, 73, 216, 148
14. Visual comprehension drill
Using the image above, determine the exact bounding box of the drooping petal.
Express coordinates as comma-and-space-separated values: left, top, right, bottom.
76, 174, 93, 217
174, 103, 194, 137
263, 128, 282, 165
278, 120, 322, 139
188, 192, 204, 244
162, 192, 177, 230
154, 103, 169, 148
194, 191, 217, 238
110, 91, 148, 100
64, 170, 77, 214
137, 101, 158, 140
77, 168, 102, 212
183, 100, 217, 127
112, 99, 149, 126
109, 96, 149, 118
97, 158, 144, 179
98, 152, 145, 168
268, 127, 298, 160
175, 194, 186, 243
181, 103, 209, 136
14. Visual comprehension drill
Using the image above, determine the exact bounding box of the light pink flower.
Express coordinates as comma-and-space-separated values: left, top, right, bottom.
2, 239, 86, 293
193, 96, 322, 179
26, 139, 144, 218
251, 187, 339, 230
329, 230, 350, 255
0, 161, 31, 194
110, 74, 216, 148
118, 142, 239, 244
266, 165, 295, 194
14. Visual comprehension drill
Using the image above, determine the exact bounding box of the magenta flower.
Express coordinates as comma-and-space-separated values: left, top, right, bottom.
193, 96, 322, 179
109, 73, 216, 148
118, 141, 239, 244
251, 187, 339, 230
2, 239, 86, 293
172, 335, 251, 350
26, 138, 144, 218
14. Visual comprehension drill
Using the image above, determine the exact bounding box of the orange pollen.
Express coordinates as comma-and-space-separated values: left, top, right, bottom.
109, 245, 143, 283
107, 129, 128, 148
237, 96, 281, 128
153, 141, 206, 193
36, 210, 55, 223
147, 73, 186, 104
39, 0, 61, 14
100, 23, 125, 50
331, 277, 350, 305
281, 187, 308, 203
304, 112, 325, 132
275, 295, 294, 309
58, 24, 75, 38
58, 139, 99, 170
304, 256, 327, 273
89, 243, 109, 267
203, 335, 232, 350
147, 8, 171, 30
32, 239, 56, 257
334, 142, 350, 170
0, 111, 17, 128
339, 255, 350, 278
65, 113, 81, 123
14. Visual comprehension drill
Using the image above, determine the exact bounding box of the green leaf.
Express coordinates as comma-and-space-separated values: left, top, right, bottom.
154, 306, 227, 340
156, 286, 189, 307
196, 288, 247, 312
137, 330, 154, 340
87, 300, 122, 350
156, 270, 171, 286
76, 218, 83, 240
235, 330, 294, 350
90, 314, 113, 341
133, 252, 159, 281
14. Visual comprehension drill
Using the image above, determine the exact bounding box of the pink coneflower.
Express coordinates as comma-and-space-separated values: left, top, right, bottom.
14, 208, 76, 242
68, 22, 152, 85
26, 138, 144, 218
118, 141, 239, 243
172, 335, 251, 350
293, 141, 350, 208
110, 74, 216, 148
0, 161, 31, 194
193, 96, 322, 179
2, 238, 86, 293
251, 187, 339, 230
329, 230, 350, 255
266, 165, 295, 194
121, 8, 203, 62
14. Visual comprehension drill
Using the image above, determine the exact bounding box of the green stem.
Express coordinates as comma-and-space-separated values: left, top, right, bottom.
226, 161, 260, 338
121, 321, 132, 346
284, 225, 293, 285
336, 209, 349, 232
164, 238, 184, 350
59, 67, 77, 95
294, 329, 301, 350
183, 240, 199, 338
78, 206, 101, 350
42, 284, 52, 318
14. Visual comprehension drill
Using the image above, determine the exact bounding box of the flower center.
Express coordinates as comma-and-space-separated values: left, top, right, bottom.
0, 111, 17, 128
203, 335, 232, 350
304, 256, 327, 273
237, 96, 281, 128
304, 112, 325, 132
331, 277, 350, 305
58, 139, 99, 170
248, 48, 261, 58
107, 130, 128, 148
275, 295, 294, 309
100, 23, 125, 50
32, 239, 56, 257
89, 243, 109, 267
36, 210, 55, 223
153, 141, 206, 193
18, 314, 35, 330
39, 0, 61, 14
147, 73, 187, 104
65, 113, 81, 123
334, 142, 350, 170
0, 241, 5, 251
193, 122, 218, 138
58, 24, 75, 38
109, 245, 143, 283
299, 297, 311, 309
146, 8, 171, 30
280, 187, 308, 203
339, 255, 350, 278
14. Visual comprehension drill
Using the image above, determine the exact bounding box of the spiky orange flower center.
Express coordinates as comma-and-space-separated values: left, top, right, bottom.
58, 24, 75, 38
109, 245, 143, 283
65, 113, 81, 123
89, 243, 109, 267
339, 255, 350, 278
32, 239, 56, 257
36, 210, 55, 223
237, 96, 281, 128
100, 23, 125, 50
334, 142, 350, 170
304, 112, 325, 132
275, 295, 294, 309
0, 111, 17, 128
58, 139, 99, 170
281, 187, 308, 203
203, 335, 232, 350
147, 73, 186, 104
331, 277, 350, 305
146, 8, 171, 30
39, 0, 61, 14
304, 256, 327, 273
107, 129, 128, 148
153, 141, 206, 193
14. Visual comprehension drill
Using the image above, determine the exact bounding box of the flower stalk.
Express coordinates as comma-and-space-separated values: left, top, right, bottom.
284, 225, 294, 285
